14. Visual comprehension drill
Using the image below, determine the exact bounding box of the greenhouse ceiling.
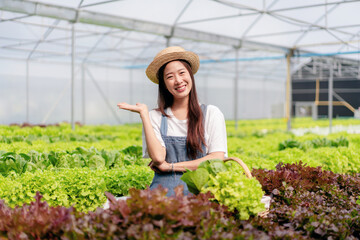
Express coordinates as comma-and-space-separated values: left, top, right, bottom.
1, 0, 360, 127
1, 0, 360, 70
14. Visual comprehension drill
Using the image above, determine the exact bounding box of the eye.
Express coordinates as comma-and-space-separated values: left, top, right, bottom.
166, 75, 173, 80
180, 71, 185, 75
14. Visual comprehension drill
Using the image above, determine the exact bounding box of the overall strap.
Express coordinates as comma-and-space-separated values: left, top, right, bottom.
160, 110, 168, 136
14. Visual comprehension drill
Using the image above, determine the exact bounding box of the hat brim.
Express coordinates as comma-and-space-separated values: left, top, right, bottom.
146, 51, 199, 84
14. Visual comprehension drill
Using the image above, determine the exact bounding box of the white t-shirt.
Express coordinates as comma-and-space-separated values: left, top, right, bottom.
142, 104, 228, 158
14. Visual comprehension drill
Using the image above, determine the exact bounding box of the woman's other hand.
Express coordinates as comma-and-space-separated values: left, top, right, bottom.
148, 160, 171, 173
117, 102, 148, 117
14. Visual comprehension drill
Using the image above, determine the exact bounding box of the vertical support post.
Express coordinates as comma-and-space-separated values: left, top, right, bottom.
234, 47, 239, 130
71, 23, 75, 130
261, 78, 265, 118
81, 64, 85, 125
129, 69, 133, 123
166, 36, 171, 47
315, 79, 319, 104
26, 60, 29, 123
286, 49, 293, 131
328, 59, 334, 133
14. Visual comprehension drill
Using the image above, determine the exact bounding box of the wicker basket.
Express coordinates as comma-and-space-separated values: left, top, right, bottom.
223, 157, 253, 179
222, 157, 270, 217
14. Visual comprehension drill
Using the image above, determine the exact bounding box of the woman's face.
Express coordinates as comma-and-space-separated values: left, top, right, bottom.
163, 61, 193, 100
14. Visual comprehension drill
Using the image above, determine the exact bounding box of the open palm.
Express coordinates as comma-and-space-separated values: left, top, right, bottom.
117, 102, 148, 115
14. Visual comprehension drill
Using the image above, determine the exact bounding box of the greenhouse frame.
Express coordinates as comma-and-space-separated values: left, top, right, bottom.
1, 0, 360, 130
2, 1, 360, 238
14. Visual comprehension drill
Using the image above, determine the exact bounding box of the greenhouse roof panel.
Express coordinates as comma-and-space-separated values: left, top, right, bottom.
0, 0, 359, 66
83, 0, 189, 25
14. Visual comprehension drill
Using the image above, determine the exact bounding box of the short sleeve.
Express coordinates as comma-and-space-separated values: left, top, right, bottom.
205, 105, 228, 157
142, 110, 165, 158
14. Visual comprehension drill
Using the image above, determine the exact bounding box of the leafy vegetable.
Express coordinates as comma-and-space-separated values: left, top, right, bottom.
197, 159, 228, 176
279, 136, 349, 151
180, 168, 209, 195
204, 171, 266, 220
0, 187, 271, 239
182, 159, 266, 220
0, 147, 149, 176
251, 161, 360, 239
278, 139, 305, 151
0, 166, 153, 212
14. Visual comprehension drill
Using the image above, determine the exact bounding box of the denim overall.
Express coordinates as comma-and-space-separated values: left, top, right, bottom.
150, 104, 207, 196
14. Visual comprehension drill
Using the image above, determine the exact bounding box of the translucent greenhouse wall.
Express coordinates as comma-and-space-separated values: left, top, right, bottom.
0, 58, 286, 125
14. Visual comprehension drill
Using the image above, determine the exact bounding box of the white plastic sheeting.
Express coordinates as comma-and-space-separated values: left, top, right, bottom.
0, 0, 359, 124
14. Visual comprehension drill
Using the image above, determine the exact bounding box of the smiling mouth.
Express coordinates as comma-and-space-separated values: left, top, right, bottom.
175, 85, 186, 91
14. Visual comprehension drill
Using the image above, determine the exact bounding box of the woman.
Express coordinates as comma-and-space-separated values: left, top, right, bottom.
117, 46, 227, 196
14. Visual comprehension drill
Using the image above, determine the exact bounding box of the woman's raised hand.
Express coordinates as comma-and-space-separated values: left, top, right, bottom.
117, 102, 148, 116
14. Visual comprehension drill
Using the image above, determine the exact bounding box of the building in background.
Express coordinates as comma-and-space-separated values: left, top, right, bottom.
292, 57, 360, 119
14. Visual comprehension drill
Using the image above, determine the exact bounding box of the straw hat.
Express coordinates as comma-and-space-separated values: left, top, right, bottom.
146, 46, 200, 84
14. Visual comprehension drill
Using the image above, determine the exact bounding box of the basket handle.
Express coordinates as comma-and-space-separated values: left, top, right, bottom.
223, 157, 253, 179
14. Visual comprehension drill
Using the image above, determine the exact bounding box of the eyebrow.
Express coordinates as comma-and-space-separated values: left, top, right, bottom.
164, 67, 186, 76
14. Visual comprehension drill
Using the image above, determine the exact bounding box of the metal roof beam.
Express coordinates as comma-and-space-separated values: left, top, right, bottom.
0, 0, 288, 53
214, 0, 357, 50
180, 0, 358, 25
241, 0, 279, 39
0, 13, 31, 22
80, 0, 123, 9
246, 23, 360, 39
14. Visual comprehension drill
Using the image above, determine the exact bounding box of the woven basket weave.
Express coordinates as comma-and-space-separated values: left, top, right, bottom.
223, 157, 253, 179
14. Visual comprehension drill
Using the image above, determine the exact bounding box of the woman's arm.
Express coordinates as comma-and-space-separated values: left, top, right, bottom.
174, 151, 225, 171
117, 102, 166, 164
151, 105, 227, 173
152, 151, 224, 172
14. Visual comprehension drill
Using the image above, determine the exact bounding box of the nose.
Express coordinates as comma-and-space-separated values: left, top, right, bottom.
174, 74, 182, 84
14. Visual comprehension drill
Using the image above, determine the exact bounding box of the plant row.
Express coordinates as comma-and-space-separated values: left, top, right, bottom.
0, 124, 141, 139
0, 166, 153, 212
227, 132, 360, 174
226, 117, 360, 134
2, 136, 360, 178
0, 134, 118, 144
251, 162, 360, 239
0, 162, 359, 239
3, 117, 360, 141
0, 146, 146, 177
278, 136, 349, 151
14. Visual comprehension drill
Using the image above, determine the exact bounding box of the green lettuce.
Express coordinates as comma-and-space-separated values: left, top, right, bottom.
181, 159, 266, 220
181, 168, 209, 195
203, 171, 265, 220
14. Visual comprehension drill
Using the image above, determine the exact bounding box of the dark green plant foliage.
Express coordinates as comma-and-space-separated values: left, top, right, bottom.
278, 139, 305, 151
311, 136, 349, 148
0, 151, 28, 177
0, 146, 148, 177
120, 145, 143, 159
279, 136, 349, 151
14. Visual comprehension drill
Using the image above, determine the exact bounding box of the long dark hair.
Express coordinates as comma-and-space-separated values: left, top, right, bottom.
157, 60, 206, 159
